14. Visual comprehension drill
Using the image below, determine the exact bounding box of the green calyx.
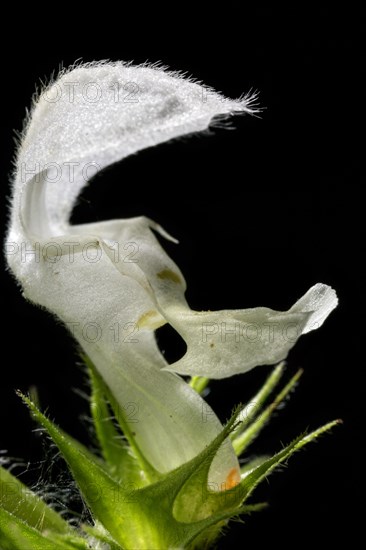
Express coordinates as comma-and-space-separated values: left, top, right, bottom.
0, 362, 341, 550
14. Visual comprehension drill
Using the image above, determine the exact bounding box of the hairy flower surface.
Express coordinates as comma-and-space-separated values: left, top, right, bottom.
6, 61, 337, 491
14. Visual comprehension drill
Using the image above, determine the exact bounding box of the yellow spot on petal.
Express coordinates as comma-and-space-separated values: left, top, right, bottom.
224, 468, 241, 490
137, 310, 165, 329
157, 269, 181, 284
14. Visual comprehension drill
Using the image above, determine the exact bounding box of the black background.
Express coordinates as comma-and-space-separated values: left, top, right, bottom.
0, 5, 361, 548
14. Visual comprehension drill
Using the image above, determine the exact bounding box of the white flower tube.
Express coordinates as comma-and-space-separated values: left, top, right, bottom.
6, 61, 337, 487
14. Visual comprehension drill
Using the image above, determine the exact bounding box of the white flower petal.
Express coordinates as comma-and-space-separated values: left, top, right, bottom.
163, 284, 337, 378
7, 61, 337, 487
10, 61, 252, 241
289, 282, 338, 334
72, 219, 337, 380
8, 61, 254, 486
16, 233, 237, 483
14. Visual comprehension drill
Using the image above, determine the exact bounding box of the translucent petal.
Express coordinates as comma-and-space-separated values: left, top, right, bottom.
163, 284, 337, 378
9, 61, 253, 241
6, 61, 336, 490
15, 235, 237, 483
289, 282, 338, 333
67, 219, 338, 379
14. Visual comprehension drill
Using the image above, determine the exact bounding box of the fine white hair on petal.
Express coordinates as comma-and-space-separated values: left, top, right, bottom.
9, 59, 256, 244
6, 60, 337, 485
7, 61, 258, 487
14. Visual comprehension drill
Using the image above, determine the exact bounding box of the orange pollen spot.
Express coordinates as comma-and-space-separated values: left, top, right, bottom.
225, 468, 241, 490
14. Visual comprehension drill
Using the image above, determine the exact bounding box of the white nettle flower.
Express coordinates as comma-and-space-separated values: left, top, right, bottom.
6, 61, 337, 488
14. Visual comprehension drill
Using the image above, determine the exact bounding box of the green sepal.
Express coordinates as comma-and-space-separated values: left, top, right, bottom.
20, 394, 146, 548
93, 407, 243, 548
0, 508, 85, 550
239, 419, 341, 502
17, 388, 234, 550
85, 356, 161, 485
232, 367, 303, 455
240, 456, 270, 476
183, 503, 267, 550
230, 362, 285, 443
88, 361, 146, 486
16, 389, 340, 549
0, 463, 70, 534
173, 417, 340, 526
82, 521, 121, 550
